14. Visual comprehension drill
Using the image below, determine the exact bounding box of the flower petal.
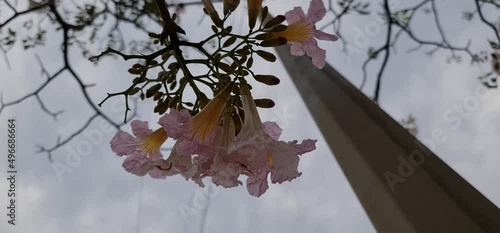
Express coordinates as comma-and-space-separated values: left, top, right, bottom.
148, 168, 166, 179
155, 141, 196, 177
110, 131, 138, 156
291, 139, 317, 155
262, 121, 282, 140
211, 151, 244, 188
189, 154, 214, 187
303, 39, 326, 69
212, 163, 244, 188
313, 29, 338, 41
289, 42, 305, 56
246, 169, 269, 197
284, 7, 306, 24
176, 138, 212, 156
269, 141, 302, 183
130, 120, 152, 137
307, 0, 327, 24
155, 159, 176, 176
158, 109, 191, 139
122, 152, 154, 176
227, 131, 271, 170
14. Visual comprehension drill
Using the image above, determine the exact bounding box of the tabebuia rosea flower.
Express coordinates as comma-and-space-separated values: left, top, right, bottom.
110, 120, 168, 179
273, 0, 338, 68
226, 83, 317, 197
109, 82, 231, 179
110, 81, 317, 197
158, 83, 233, 153
107, 0, 335, 197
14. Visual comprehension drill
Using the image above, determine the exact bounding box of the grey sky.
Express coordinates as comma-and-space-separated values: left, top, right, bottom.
0, 0, 499, 232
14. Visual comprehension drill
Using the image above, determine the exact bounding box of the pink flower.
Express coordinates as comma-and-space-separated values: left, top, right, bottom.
110, 120, 168, 178
273, 0, 338, 68
227, 84, 317, 197
110, 82, 317, 198
209, 112, 245, 188
168, 112, 246, 188
246, 167, 270, 197
154, 140, 195, 178
159, 83, 233, 152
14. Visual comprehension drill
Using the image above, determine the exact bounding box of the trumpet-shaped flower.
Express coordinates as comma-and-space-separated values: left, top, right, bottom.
168, 112, 245, 188
227, 84, 317, 197
209, 112, 246, 188
154, 140, 195, 178
273, 0, 338, 68
110, 120, 168, 178
159, 83, 233, 151
111, 82, 316, 197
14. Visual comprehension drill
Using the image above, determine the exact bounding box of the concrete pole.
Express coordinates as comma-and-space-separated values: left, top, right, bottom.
275, 45, 500, 233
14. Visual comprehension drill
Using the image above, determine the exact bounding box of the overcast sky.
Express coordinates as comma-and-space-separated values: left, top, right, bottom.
0, 0, 499, 232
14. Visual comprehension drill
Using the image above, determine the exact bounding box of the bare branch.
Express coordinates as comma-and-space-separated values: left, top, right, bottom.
0, 2, 49, 28
37, 114, 99, 161
475, 0, 500, 43
373, 0, 392, 103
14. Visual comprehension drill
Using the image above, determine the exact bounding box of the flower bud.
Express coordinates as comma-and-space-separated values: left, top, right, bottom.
202, 0, 222, 26
169, 96, 179, 108
272, 25, 287, 32
132, 63, 144, 69
264, 15, 285, 29
133, 77, 146, 84
157, 71, 167, 79
146, 84, 162, 98
128, 68, 142, 75
254, 98, 275, 108
260, 6, 268, 20
247, 0, 263, 29
167, 74, 176, 83
247, 57, 254, 68
256, 50, 276, 62
155, 99, 170, 114
168, 62, 178, 69
223, 0, 240, 15
254, 75, 280, 85
128, 87, 140, 95
217, 62, 234, 73
255, 33, 272, 40
170, 81, 177, 90
223, 36, 237, 47
260, 37, 287, 47
153, 92, 163, 101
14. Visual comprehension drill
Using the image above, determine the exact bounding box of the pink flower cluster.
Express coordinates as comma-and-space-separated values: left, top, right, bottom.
110, 88, 316, 197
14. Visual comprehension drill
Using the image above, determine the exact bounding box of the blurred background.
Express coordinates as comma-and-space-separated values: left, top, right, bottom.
0, 0, 499, 232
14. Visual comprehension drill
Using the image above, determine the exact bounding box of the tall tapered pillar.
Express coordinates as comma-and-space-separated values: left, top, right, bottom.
275, 46, 500, 232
